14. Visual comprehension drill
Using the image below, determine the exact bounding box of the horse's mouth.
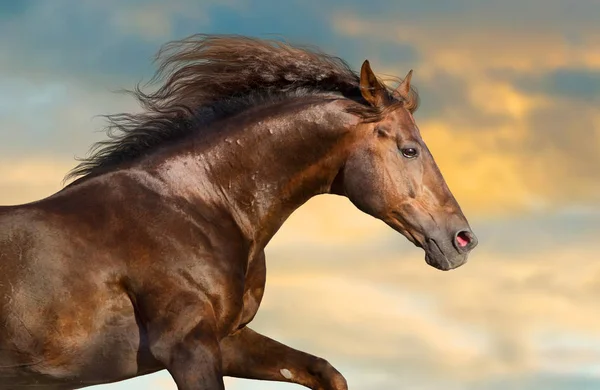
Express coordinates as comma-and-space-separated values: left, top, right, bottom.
384, 215, 470, 271
424, 238, 467, 271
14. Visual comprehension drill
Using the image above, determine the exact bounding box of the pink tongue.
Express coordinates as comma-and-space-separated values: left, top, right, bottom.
457, 235, 469, 247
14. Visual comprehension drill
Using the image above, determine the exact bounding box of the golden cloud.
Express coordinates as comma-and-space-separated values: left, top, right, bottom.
246, 239, 600, 384
0, 157, 74, 205
332, 12, 600, 74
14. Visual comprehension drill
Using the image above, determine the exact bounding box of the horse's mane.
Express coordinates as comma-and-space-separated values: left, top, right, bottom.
65, 34, 419, 182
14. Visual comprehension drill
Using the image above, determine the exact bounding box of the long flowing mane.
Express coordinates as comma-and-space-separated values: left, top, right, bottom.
65, 34, 419, 182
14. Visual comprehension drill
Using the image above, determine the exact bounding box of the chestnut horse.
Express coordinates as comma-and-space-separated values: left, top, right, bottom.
0, 35, 477, 389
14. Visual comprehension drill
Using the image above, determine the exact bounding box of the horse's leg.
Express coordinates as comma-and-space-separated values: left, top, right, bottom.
221, 327, 347, 390
142, 292, 225, 390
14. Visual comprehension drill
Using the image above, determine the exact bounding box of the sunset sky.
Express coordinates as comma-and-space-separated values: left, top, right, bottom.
1, 1, 600, 389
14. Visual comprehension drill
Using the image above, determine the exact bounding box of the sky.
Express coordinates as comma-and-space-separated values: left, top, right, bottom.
1, 0, 599, 389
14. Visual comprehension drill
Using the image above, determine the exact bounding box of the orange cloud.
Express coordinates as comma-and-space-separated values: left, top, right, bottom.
0, 157, 74, 205
332, 12, 600, 74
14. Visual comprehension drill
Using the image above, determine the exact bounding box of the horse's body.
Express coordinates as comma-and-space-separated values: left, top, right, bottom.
0, 35, 477, 389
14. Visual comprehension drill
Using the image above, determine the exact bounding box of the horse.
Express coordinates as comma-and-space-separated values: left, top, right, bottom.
0, 34, 478, 389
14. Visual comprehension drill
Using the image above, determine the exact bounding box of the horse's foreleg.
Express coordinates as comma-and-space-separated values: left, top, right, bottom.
220, 327, 348, 390
143, 292, 225, 390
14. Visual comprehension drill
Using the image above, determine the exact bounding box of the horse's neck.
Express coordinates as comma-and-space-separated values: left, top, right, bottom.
155, 98, 358, 248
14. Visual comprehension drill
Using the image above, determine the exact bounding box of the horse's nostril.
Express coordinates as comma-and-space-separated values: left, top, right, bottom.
456, 230, 472, 248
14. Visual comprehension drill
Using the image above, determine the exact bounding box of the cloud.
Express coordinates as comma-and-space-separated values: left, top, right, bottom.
228, 206, 600, 386
229, 222, 600, 388
515, 68, 600, 102
111, 4, 181, 42
331, 0, 600, 73
0, 1, 236, 85
0, 157, 74, 205
0, 74, 143, 160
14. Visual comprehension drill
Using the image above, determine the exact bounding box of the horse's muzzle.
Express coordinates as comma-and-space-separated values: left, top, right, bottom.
423, 228, 478, 271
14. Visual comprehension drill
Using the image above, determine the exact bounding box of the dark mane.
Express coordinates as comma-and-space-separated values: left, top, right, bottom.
65, 34, 419, 182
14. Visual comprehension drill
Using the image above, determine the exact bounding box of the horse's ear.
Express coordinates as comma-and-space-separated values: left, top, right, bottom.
360, 60, 388, 107
394, 69, 413, 99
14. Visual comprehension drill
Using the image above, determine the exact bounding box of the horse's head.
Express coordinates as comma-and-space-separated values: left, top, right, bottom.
338, 61, 477, 271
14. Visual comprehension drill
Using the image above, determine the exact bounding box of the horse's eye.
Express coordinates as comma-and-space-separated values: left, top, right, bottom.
401, 147, 419, 158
